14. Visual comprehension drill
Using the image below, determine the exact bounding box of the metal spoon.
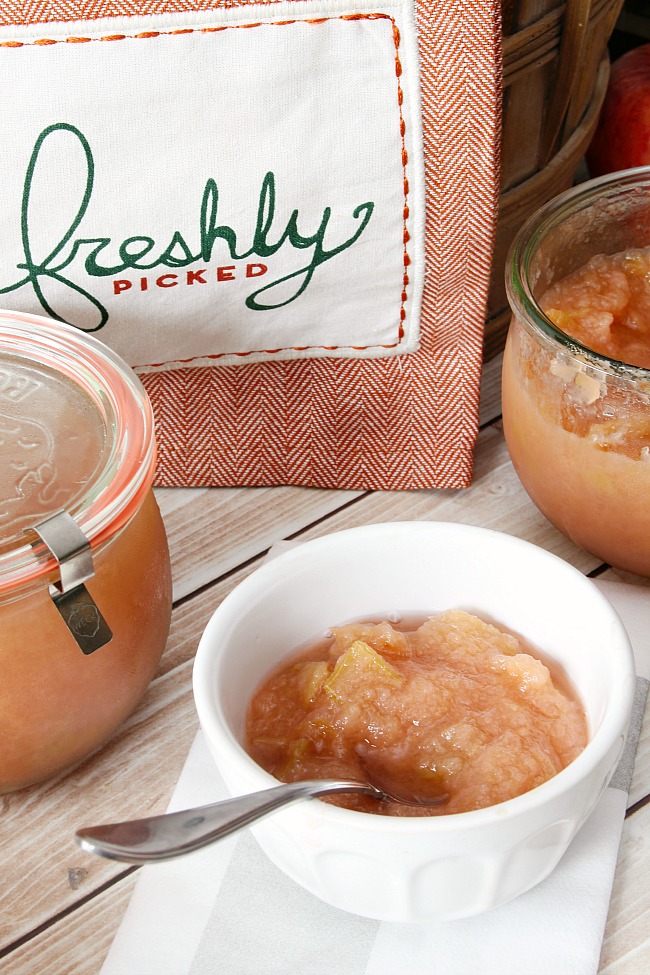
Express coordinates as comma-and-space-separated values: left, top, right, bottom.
75, 777, 447, 865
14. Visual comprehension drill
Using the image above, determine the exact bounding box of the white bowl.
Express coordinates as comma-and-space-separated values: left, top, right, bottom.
193, 521, 635, 922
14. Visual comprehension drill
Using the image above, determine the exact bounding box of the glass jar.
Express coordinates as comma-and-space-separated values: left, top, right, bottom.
0, 310, 172, 792
503, 167, 650, 577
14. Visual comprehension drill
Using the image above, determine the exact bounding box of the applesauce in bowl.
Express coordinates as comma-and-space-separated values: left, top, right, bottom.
0, 310, 172, 792
503, 167, 650, 576
246, 611, 588, 817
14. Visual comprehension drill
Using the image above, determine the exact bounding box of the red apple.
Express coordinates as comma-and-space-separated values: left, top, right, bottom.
586, 43, 650, 177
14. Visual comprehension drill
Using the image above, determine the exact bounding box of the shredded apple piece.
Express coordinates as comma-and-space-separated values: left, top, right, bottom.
324, 641, 402, 703
541, 247, 650, 368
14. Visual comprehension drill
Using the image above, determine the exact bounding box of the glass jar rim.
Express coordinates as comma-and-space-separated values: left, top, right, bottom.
0, 310, 156, 593
505, 165, 650, 382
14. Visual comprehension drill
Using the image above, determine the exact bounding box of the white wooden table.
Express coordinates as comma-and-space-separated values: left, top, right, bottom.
1, 355, 649, 974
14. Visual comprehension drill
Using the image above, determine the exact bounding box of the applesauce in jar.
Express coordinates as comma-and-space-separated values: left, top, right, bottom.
503, 169, 650, 576
0, 310, 172, 792
246, 612, 587, 816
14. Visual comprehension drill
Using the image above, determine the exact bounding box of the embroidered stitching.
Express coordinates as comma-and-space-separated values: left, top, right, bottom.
2, 14, 411, 367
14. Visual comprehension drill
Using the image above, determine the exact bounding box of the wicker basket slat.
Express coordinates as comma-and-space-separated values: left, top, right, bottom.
488, 0, 625, 355
538, 0, 596, 163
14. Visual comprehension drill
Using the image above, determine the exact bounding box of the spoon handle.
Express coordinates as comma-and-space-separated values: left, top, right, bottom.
75, 779, 378, 864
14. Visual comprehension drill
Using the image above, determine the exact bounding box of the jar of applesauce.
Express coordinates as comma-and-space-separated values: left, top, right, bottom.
0, 310, 172, 792
503, 167, 650, 577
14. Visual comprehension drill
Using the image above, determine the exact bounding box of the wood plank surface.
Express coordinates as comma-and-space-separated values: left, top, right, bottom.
0, 874, 138, 975
1, 350, 649, 975
156, 483, 362, 603
601, 806, 650, 973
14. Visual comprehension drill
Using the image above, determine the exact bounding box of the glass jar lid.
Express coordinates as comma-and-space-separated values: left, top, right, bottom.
0, 309, 156, 593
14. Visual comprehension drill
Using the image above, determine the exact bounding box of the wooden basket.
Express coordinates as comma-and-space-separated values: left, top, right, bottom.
486, 0, 625, 358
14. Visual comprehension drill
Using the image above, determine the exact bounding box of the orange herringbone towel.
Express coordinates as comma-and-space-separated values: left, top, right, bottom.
0, 1, 501, 490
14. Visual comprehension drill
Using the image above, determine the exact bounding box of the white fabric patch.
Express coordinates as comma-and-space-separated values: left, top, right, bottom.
0, 1, 424, 370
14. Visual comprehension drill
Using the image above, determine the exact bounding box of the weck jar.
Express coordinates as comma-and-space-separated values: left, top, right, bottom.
503, 167, 650, 577
0, 310, 172, 792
